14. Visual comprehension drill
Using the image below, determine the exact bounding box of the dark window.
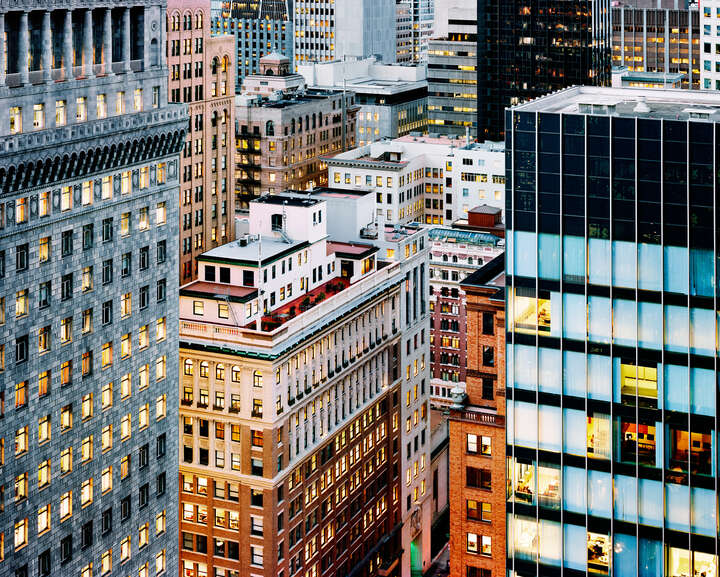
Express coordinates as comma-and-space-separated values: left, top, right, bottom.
157, 240, 166, 263
182, 532, 193, 550
251, 489, 263, 507
157, 433, 166, 458
102, 301, 113, 325
60, 535, 72, 563
120, 496, 131, 521
466, 466, 491, 490
102, 260, 113, 285
243, 270, 254, 286
102, 508, 112, 534
139, 444, 149, 469
157, 279, 166, 302
16, 243, 29, 271
102, 218, 113, 242
82, 224, 94, 250
220, 267, 230, 283
81, 521, 93, 549
39, 281, 51, 308
38, 549, 51, 577
205, 266, 216, 282
61, 231, 73, 256
156, 472, 166, 496
482, 378, 494, 400
482, 312, 494, 335
121, 253, 131, 277
61, 273, 73, 300
227, 541, 239, 560
139, 285, 149, 309
196, 534, 207, 554
139, 483, 149, 508
482, 346, 494, 367
15, 335, 28, 364
139, 246, 149, 270
0, 251, 5, 277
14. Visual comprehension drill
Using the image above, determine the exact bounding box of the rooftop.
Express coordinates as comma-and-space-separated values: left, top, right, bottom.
180, 281, 258, 303
327, 241, 379, 258
513, 86, 720, 122
254, 194, 322, 207
460, 253, 505, 289
427, 226, 502, 246
384, 222, 424, 242
469, 205, 502, 215
199, 235, 308, 267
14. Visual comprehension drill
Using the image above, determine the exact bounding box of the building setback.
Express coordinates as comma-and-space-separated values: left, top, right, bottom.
611, 6, 699, 90
168, 0, 236, 283
506, 86, 720, 575
476, 0, 611, 141
235, 54, 357, 206
448, 254, 506, 577
178, 191, 431, 577
0, 3, 185, 577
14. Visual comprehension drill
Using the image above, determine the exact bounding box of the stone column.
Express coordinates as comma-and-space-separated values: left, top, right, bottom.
19, 11, 29, 85
64, 9, 73, 80
103, 8, 112, 74
42, 11, 52, 82
123, 7, 131, 72
0, 14, 6, 86
83, 8, 93, 77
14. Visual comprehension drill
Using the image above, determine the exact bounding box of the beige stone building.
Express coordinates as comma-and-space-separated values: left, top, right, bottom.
168, 0, 236, 282
234, 54, 358, 207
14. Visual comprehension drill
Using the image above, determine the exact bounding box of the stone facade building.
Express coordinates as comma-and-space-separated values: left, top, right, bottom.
234, 54, 357, 207
448, 254, 506, 577
168, 0, 236, 282
178, 191, 431, 577
0, 2, 185, 577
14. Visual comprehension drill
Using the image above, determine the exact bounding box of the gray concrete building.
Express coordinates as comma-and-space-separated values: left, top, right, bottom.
0, 3, 185, 577
297, 57, 428, 145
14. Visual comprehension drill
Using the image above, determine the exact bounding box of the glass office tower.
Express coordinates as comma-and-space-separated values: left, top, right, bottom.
476, 0, 612, 142
505, 87, 719, 577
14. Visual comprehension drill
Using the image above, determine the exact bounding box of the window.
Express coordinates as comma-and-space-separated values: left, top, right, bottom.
467, 500, 492, 522
76, 97, 87, 121
466, 467, 491, 490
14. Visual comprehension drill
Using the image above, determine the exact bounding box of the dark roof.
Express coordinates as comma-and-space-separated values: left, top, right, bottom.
469, 204, 502, 215
253, 194, 321, 207
460, 253, 504, 288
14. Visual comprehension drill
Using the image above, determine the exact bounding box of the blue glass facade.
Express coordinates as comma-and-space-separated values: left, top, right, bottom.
505, 90, 720, 577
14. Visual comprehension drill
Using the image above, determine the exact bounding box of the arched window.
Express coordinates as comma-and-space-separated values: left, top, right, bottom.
200, 361, 209, 378
231, 366, 241, 382
298, 117, 302, 133
183, 359, 194, 376
195, 11, 203, 29
318, 112, 322, 126
211, 111, 218, 127
291, 118, 295, 134
222, 55, 229, 73
253, 370, 263, 388
171, 14, 180, 31
184, 13, 191, 30
442, 254, 448, 262
305, 115, 309, 131
266, 120, 275, 136
211, 57, 219, 74
452, 255, 458, 263
312, 113, 316, 129
216, 363, 225, 381
150, 38, 159, 67
467, 257, 473, 265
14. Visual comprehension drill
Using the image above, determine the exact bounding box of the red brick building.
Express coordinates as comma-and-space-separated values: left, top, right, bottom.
448, 254, 505, 577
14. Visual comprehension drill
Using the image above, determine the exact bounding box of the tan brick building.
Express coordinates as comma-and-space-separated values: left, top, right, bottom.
177, 193, 432, 577
168, 0, 236, 282
235, 54, 358, 208
448, 254, 505, 577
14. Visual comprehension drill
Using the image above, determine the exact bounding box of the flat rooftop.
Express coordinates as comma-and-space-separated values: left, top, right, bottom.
180, 281, 258, 302
512, 86, 720, 122
254, 194, 322, 207
327, 241, 378, 258
294, 187, 374, 199
200, 235, 308, 266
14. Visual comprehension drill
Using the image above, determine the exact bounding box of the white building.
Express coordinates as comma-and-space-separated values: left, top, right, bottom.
323, 134, 505, 226
702, 0, 720, 89
298, 57, 428, 145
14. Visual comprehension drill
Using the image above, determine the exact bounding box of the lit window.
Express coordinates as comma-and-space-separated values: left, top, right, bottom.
101, 466, 113, 493
60, 491, 72, 520
81, 478, 93, 506
121, 414, 132, 440
76, 97, 87, 121
134, 88, 143, 111
14, 518, 28, 550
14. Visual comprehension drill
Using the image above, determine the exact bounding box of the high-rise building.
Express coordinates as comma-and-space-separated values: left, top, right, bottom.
234, 54, 358, 207
477, 0, 611, 141
410, 0, 434, 62
448, 254, 506, 577
612, 5, 699, 90
0, 3, 185, 577
506, 86, 720, 575
396, 1, 414, 63
178, 191, 431, 577
210, 0, 293, 90
428, 0, 477, 137
168, 0, 236, 283
292, 0, 396, 65
297, 57, 428, 146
